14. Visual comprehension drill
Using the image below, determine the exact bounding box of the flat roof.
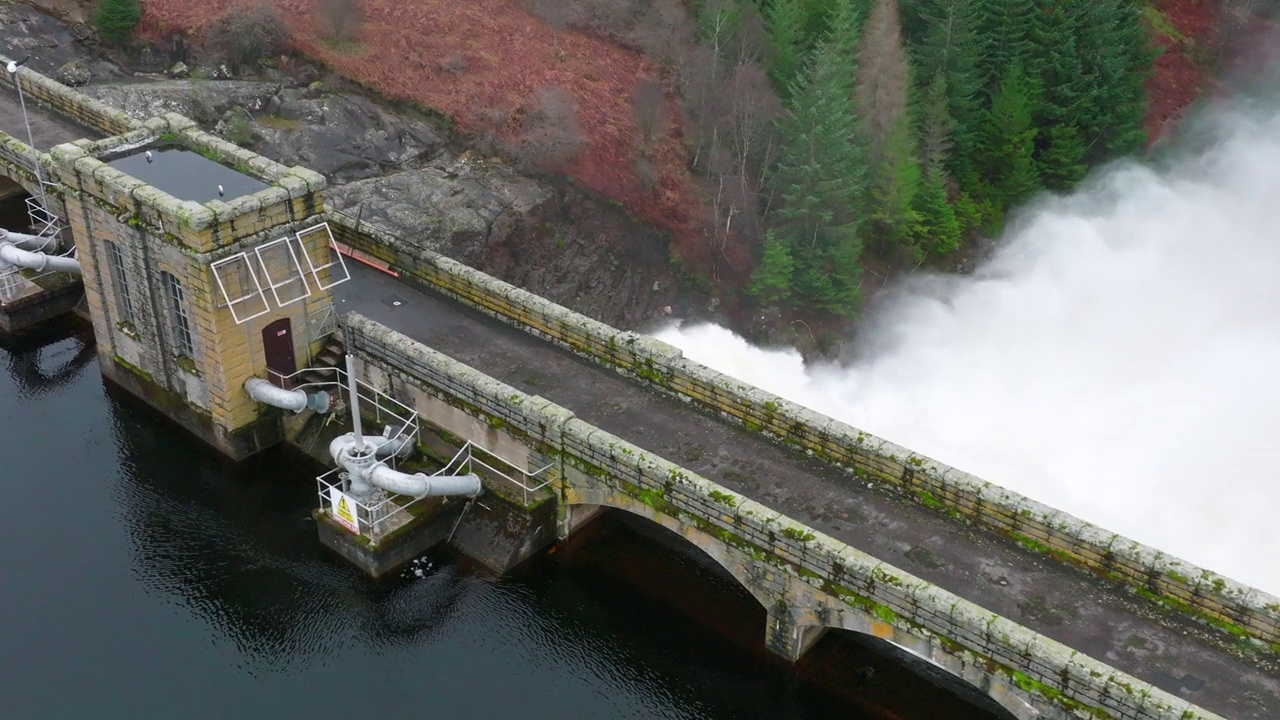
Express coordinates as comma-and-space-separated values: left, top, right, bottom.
107, 146, 268, 204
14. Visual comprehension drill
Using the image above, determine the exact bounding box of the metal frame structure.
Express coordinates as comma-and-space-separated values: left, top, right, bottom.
210, 222, 350, 326
296, 222, 350, 291
253, 235, 312, 308
266, 359, 554, 543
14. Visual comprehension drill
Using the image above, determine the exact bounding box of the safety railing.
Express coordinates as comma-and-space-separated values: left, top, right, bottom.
306, 301, 337, 349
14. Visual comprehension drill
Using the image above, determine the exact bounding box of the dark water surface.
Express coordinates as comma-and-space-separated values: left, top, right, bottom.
107, 146, 268, 204
0, 319, 1006, 720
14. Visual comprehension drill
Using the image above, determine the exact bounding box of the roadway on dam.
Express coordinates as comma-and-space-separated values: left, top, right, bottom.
335, 260, 1280, 720
0, 85, 100, 150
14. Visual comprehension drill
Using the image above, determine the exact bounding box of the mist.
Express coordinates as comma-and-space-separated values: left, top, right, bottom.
653, 100, 1280, 597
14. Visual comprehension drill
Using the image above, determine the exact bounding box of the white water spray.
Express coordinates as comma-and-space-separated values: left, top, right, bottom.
655, 103, 1280, 596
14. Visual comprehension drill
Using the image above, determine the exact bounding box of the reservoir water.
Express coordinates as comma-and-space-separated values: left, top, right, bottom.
0, 318, 1008, 720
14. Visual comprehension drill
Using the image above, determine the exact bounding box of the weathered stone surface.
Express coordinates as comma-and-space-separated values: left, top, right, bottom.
54, 59, 89, 86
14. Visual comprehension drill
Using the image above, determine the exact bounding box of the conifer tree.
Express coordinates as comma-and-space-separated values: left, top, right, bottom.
1076, 0, 1154, 159
868, 118, 923, 256
749, 232, 796, 305
1037, 124, 1088, 190
760, 36, 868, 315
979, 63, 1040, 210
913, 164, 962, 256
916, 70, 954, 173
857, 0, 922, 256
911, 0, 983, 190
765, 0, 808, 97
94, 0, 141, 43
974, 0, 1038, 92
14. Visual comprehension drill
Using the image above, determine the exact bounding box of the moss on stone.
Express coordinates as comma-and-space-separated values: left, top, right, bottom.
112, 354, 152, 382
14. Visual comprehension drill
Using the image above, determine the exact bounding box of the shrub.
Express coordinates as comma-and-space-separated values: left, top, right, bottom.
203, 4, 290, 69
93, 0, 141, 44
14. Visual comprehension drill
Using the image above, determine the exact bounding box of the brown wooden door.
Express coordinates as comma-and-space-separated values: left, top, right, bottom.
262, 318, 297, 388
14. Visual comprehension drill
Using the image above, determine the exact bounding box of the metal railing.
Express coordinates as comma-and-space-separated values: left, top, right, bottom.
306, 301, 337, 350
262, 359, 555, 541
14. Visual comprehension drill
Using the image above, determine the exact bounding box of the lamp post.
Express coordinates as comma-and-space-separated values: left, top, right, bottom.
6, 56, 51, 241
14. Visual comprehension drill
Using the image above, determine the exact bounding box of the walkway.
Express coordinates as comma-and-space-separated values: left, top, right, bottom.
335, 261, 1279, 719
0, 84, 94, 150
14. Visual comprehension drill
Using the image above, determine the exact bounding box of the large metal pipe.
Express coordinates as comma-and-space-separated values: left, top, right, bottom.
0, 243, 79, 274
244, 377, 331, 414
0, 229, 50, 249
328, 431, 482, 499
368, 463, 482, 498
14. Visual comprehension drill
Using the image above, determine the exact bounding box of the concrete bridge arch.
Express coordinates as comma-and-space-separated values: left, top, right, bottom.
561, 487, 1043, 720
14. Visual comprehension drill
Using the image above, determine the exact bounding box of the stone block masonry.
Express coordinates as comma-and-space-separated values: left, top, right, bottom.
342, 311, 1222, 720
0, 53, 141, 138
327, 209, 1280, 656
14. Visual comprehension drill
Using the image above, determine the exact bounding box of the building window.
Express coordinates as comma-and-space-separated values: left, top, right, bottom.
105, 241, 137, 322
161, 271, 195, 358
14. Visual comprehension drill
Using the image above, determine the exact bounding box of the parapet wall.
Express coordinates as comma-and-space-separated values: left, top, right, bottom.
342, 311, 1219, 720
0, 54, 140, 136
328, 210, 1280, 654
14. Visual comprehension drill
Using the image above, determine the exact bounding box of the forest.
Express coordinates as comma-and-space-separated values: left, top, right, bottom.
584, 0, 1159, 317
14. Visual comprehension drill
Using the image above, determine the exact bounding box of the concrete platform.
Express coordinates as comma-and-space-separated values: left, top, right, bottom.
334, 261, 1280, 719
0, 273, 81, 333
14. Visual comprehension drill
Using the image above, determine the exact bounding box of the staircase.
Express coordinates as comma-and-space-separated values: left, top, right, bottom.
300, 335, 347, 387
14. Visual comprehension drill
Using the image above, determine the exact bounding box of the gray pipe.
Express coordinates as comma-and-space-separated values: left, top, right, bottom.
0, 229, 51, 249
345, 353, 365, 454
328, 431, 482, 499
373, 424, 414, 459
0, 243, 80, 274
244, 377, 331, 414
368, 463, 482, 498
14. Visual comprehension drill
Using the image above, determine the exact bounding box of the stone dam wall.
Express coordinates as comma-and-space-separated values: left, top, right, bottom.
0, 43, 1273, 663
326, 211, 1280, 655
342, 312, 1220, 720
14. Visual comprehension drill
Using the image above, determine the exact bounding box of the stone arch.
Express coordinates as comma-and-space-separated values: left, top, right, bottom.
563, 490, 1057, 720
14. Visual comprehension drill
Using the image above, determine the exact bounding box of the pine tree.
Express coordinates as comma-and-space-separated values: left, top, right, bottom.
761, 36, 868, 315
766, 0, 809, 97
868, 118, 923, 257
914, 164, 962, 256
911, 0, 983, 191
856, 0, 922, 257
1037, 124, 1088, 190
916, 70, 954, 172
749, 232, 796, 305
826, 0, 866, 72
94, 0, 141, 43
979, 63, 1040, 209
974, 0, 1038, 92
1076, 0, 1154, 159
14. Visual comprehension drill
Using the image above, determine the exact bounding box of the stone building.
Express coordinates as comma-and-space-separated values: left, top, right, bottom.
50, 113, 342, 459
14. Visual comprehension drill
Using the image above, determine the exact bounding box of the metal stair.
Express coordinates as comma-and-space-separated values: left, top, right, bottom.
300, 336, 346, 387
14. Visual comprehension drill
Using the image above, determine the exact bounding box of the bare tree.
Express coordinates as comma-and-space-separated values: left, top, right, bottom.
856, 0, 911, 156
204, 3, 289, 69
317, 0, 365, 43
630, 79, 666, 154
513, 86, 586, 174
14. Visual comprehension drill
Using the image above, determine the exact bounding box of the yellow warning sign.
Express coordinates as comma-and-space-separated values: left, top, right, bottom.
329, 487, 361, 534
